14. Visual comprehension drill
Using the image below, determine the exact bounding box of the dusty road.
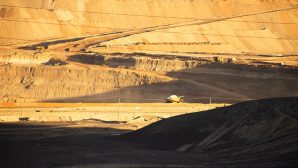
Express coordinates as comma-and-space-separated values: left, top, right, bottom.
0, 103, 225, 126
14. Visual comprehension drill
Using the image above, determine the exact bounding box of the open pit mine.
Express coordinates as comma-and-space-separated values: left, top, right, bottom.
0, 0, 297, 167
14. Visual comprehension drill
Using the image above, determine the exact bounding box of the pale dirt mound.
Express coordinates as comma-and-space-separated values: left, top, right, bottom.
121, 97, 298, 164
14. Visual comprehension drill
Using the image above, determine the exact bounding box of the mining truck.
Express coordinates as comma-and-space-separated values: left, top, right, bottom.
165, 95, 184, 103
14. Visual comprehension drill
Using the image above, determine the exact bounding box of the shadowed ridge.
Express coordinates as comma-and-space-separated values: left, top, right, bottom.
120, 97, 298, 162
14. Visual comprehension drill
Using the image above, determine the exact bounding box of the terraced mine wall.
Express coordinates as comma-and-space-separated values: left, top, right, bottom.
1, 53, 297, 103
1, 0, 298, 51
0, 64, 173, 103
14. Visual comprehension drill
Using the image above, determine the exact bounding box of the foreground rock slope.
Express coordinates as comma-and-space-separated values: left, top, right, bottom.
121, 97, 298, 165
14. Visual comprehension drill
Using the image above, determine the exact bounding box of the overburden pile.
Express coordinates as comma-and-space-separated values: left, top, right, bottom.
121, 97, 298, 162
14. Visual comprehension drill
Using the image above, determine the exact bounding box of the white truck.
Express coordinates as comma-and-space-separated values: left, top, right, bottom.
165, 95, 184, 103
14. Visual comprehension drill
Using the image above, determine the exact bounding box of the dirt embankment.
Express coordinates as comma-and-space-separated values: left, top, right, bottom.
0, 64, 172, 102
121, 97, 298, 166
68, 53, 210, 72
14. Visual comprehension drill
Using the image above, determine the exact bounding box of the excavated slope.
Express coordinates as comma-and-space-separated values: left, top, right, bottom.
1, 0, 298, 54
121, 97, 298, 164
0, 64, 172, 102
0, 0, 297, 103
